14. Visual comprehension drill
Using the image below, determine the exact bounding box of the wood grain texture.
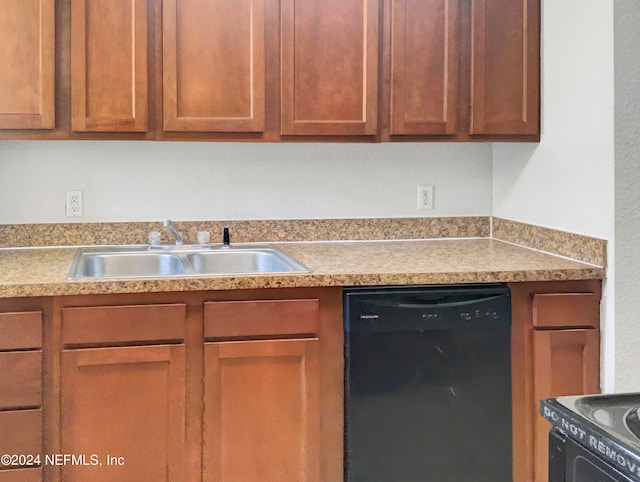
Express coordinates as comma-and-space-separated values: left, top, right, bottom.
0, 0, 54, 129
532, 293, 600, 329
0, 351, 42, 409
0, 410, 43, 466
163, 0, 265, 132
62, 303, 186, 346
0, 468, 43, 482
470, 0, 540, 135
0, 311, 42, 350
204, 338, 320, 482
61, 344, 186, 481
71, 0, 148, 131
390, 0, 458, 134
281, 0, 379, 135
509, 280, 601, 482
533, 329, 599, 482
204, 299, 320, 338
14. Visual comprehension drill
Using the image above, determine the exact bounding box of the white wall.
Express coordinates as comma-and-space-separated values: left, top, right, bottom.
0, 141, 492, 224
614, 0, 640, 392
492, 0, 616, 390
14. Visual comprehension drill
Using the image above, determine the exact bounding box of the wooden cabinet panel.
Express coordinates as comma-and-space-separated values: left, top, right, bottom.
533, 329, 599, 482
62, 303, 186, 346
71, 0, 148, 132
281, 0, 379, 135
163, 0, 265, 132
509, 280, 601, 482
204, 339, 320, 482
0, 468, 43, 482
0, 351, 42, 409
0, 311, 42, 350
390, 0, 458, 135
204, 299, 320, 338
61, 345, 186, 481
470, 0, 539, 135
0, 410, 42, 466
533, 293, 600, 329
0, 0, 54, 129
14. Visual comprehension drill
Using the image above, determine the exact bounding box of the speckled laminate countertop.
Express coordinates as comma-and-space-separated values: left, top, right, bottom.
0, 238, 605, 298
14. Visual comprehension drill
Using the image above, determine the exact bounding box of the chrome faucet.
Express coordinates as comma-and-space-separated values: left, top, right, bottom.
163, 219, 184, 245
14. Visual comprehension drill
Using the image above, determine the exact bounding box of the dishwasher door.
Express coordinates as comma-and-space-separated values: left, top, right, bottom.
344, 284, 512, 482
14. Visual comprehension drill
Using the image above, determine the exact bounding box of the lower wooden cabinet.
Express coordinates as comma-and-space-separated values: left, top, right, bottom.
0, 467, 43, 482
0, 310, 43, 480
510, 280, 602, 482
0, 283, 601, 482
0, 410, 43, 468
60, 345, 186, 481
50, 289, 342, 482
532, 328, 599, 482
204, 339, 320, 482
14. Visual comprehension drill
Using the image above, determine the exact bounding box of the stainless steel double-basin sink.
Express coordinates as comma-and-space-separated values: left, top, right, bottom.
67, 244, 310, 279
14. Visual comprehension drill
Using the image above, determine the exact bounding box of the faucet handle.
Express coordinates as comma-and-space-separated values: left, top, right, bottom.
148, 231, 161, 246
197, 231, 210, 245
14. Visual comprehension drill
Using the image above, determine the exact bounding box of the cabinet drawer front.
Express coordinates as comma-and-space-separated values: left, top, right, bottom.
0, 312, 42, 350
0, 351, 42, 409
62, 303, 186, 346
0, 410, 42, 465
533, 293, 599, 328
0, 468, 42, 482
205, 299, 319, 338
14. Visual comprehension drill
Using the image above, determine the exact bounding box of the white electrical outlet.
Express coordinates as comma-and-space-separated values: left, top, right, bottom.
417, 185, 434, 210
65, 191, 83, 217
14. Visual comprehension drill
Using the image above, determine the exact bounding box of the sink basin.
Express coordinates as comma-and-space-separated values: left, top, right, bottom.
188, 249, 308, 275
67, 245, 310, 279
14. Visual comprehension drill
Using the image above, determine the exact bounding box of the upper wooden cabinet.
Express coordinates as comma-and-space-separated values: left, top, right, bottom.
163, 0, 266, 132
386, 0, 540, 138
389, 0, 459, 135
70, 0, 149, 132
0, 0, 540, 140
0, 0, 55, 129
281, 0, 379, 135
470, 0, 540, 135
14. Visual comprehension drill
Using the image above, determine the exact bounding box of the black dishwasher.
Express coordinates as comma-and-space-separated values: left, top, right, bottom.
344, 284, 512, 482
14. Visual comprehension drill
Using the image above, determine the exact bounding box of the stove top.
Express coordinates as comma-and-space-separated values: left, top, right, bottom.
541, 393, 640, 481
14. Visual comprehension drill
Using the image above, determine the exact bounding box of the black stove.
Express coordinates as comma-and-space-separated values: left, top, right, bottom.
541, 393, 640, 481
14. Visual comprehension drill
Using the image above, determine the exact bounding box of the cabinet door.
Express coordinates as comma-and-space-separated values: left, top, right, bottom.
163, 0, 265, 132
533, 329, 599, 482
390, 0, 458, 135
0, 0, 54, 129
204, 339, 320, 482
281, 0, 379, 135
71, 0, 148, 132
470, 0, 539, 135
61, 345, 186, 481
